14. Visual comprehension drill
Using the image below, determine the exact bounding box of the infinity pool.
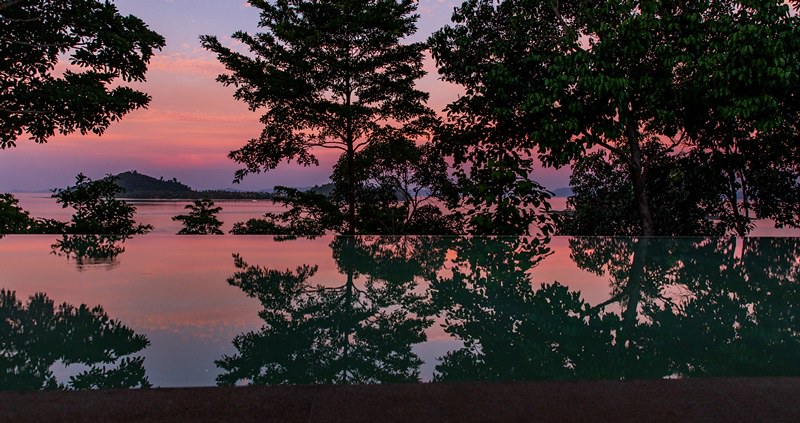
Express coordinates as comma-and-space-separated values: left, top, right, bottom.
2, 235, 798, 390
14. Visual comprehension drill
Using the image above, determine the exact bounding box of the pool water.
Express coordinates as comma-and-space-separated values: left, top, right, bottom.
2, 235, 798, 390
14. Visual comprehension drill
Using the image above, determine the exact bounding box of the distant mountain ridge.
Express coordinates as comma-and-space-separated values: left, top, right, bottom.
115, 171, 193, 196
112, 171, 272, 200
551, 187, 573, 197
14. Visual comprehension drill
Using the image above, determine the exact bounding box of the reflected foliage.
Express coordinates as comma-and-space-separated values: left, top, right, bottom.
217, 236, 450, 385
433, 236, 800, 380
0, 290, 150, 391
569, 237, 800, 377
50, 234, 127, 270
430, 237, 621, 381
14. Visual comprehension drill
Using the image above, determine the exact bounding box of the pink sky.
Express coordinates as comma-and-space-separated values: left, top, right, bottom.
0, 0, 570, 192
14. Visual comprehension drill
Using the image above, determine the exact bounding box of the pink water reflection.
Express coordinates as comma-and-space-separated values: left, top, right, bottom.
0, 234, 616, 386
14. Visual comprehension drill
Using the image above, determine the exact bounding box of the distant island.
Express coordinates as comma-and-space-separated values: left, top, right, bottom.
551, 187, 573, 197
109, 172, 572, 200
114, 171, 273, 200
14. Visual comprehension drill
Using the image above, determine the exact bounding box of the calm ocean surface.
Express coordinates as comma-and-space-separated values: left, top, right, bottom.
10, 193, 796, 236
12, 193, 287, 234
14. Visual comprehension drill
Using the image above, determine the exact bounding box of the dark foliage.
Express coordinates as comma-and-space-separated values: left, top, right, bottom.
0, 0, 165, 148
431, 0, 800, 236
173, 199, 224, 235
53, 173, 152, 235
0, 193, 66, 235
556, 142, 726, 236
231, 139, 458, 236
0, 290, 151, 391
202, 0, 436, 234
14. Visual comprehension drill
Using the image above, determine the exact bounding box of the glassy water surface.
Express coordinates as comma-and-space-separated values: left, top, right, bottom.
12, 193, 285, 234
2, 234, 799, 391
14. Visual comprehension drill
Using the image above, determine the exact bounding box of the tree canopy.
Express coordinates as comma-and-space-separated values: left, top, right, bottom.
0, 0, 165, 148
173, 199, 224, 235
231, 138, 458, 236
431, 0, 800, 236
53, 173, 152, 235
555, 141, 726, 236
201, 0, 437, 234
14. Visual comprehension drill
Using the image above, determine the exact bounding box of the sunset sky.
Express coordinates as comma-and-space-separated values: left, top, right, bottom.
0, 0, 570, 192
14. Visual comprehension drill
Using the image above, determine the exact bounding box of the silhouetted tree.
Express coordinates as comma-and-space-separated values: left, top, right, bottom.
173, 199, 224, 235
0, 290, 151, 391
0, 0, 165, 148
53, 173, 152, 235
0, 194, 66, 235
232, 139, 458, 235
0, 194, 32, 233
231, 188, 345, 236
556, 142, 727, 236
431, 0, 800, 236
201, 0, 435, 234
331, 139, 459, 234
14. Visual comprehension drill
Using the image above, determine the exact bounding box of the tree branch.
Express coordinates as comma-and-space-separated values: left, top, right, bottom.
0, 108, 50, 115
308, 141, 347, 151
0, 0, 25, 12
0, 16, 41, 22
1, 36, 79, 48
583, 130, 634, 166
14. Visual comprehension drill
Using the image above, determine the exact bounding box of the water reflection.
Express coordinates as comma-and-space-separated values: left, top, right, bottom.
0, 290, 151, 391
430, 237, 619, 381
50, 234, 128, 270
217, 236, 449, 385
221, 235, 800, 384
570, 237, 800, 377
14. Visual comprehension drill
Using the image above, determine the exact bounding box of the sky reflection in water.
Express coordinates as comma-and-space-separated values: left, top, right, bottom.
1, 235, 799, 389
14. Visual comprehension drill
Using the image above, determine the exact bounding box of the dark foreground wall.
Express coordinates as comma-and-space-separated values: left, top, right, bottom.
2, 378, 799, 422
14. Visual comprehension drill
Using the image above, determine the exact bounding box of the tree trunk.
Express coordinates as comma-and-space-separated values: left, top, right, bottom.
344, 74, 356, 235
616, 236, 649, 376
347, 145, 356, 235
625, 120, 654, 237
342, 252, 354, 382
727, 170, 747, 237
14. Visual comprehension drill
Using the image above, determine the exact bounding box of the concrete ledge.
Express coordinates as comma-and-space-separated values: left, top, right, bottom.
2, 378, 799, 422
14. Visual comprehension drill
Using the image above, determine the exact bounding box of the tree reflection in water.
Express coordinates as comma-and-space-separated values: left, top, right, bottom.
217, 236, 450, 385
50, 234, 128, 270
434, 236, 800, 381
220, 235, 800, 384
0, 290, 150, 391
430, 236, 622, 381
